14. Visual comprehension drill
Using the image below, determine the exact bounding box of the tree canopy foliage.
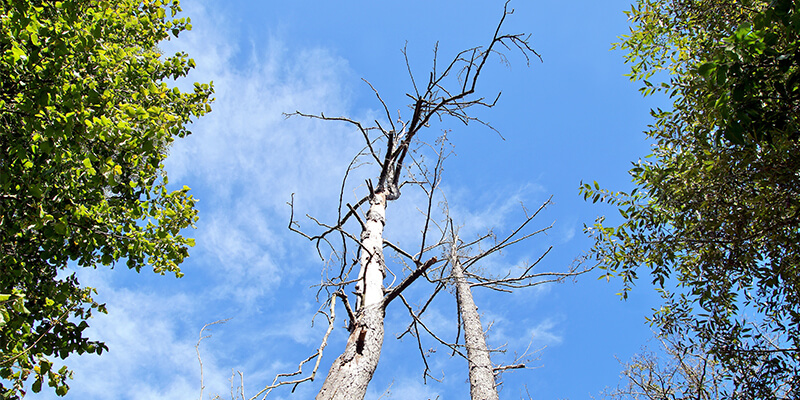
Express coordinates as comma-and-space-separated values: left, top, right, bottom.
583, 0, 800, 397
0, 0, 212, 397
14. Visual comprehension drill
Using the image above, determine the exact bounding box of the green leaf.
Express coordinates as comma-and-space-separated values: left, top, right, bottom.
698, 62, 716, 78
10, 45, 25, 62
53, 221, 67, 236
39, 360, 51, 374
11, 298, 28, 314
735, 22, 753, 41
714, 64, 728, 85
29, 185, 43, 199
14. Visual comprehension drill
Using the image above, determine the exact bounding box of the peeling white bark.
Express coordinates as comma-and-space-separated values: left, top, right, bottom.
355, 193, 387, 310
316, 192, 387, 400
452, 242, 500, 400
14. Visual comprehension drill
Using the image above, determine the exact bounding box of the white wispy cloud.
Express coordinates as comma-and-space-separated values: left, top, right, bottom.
159, 0, 368, 306
38, 269, 231, 400
527, 316, 566, 347
445, 181, 549, 238
478, 308, 565, 365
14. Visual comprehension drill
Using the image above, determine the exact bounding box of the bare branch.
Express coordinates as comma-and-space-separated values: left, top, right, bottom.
397, 281, 447, 340
249, 297, 338, 400
383, 257, 438, 307
493, 364, 525, 373
382, 238, 416, 262
461, 197, 553, 271
285, 111, 383, 165
196, 319, 231, 400
398, 294, 468, 368
333, 290, 356, 332
346, 203, 366, 230
362, 78, 396, 133
288, 193, 371, 272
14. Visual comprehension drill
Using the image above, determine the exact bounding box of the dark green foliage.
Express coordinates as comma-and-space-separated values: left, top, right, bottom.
694, 0, 800, 145
585, 0, 800, 397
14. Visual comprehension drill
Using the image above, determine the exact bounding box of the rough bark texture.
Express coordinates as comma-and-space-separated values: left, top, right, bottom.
316, 193, 387, 400
315, 305, 385, 400
452, 245, 500, 400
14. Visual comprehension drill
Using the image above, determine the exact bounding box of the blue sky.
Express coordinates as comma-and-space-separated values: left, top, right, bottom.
36, 1, 673, 399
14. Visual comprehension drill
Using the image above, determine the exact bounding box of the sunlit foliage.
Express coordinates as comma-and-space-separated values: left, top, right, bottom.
0, 0, 212, 397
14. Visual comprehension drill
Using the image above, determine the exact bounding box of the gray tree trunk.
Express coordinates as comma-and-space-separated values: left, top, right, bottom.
316, 193, 387, 400
452, 240, 500, 400
314, 305, 384, 400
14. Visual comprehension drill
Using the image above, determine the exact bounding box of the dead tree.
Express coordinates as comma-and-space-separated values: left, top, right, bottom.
282, 3, 540, 400
451, 232, 498, 400
601, 333, 733, 400
198, 3, 554, 399
393, 202, 593, 399
194, 3, 600, 398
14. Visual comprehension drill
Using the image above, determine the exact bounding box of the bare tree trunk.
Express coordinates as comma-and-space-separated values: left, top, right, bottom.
315, 304, 384, 400
451, 237, 500, 400
316, 193, 387, 400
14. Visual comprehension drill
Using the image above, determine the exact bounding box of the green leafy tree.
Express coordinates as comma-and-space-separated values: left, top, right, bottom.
583, 0, 799, 398
0, 0, 212, 397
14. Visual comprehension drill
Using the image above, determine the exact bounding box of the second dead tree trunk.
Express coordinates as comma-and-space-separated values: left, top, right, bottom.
393, 210, 592, 399
451, 234, 500, 400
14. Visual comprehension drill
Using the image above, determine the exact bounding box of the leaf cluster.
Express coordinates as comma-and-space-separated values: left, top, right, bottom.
695, 0, 800, 145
